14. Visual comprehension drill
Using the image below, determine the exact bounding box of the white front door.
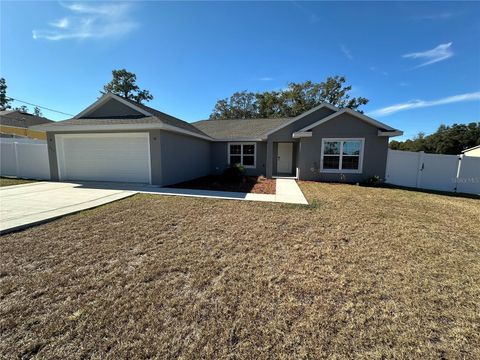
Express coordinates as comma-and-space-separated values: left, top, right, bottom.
55, 133, 151, 184
277, 143, 293, 174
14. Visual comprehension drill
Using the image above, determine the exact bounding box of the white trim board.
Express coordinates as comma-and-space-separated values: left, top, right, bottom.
33, 123, 213, 141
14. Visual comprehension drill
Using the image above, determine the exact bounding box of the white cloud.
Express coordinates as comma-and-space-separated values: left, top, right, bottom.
50, 18, 69, 29
340, 44, 353, 60
368, 92, 480, 117
259, 77, 274, 81
402, 42, 453, 68
33, 2, 138, 41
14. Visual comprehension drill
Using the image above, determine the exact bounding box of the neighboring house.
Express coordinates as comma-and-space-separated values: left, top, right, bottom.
461, 145, 480, 157
0, 110, 53, 140
32, 93, 402, 186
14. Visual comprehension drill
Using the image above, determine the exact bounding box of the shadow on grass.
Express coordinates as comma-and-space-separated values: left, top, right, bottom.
379, 183, 480, 200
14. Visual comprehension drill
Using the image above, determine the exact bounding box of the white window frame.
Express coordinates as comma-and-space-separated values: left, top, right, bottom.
320, 138, 364, 174
227, 142, 256, 168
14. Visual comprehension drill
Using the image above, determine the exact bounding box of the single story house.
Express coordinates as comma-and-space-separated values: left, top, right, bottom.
33, 93, 402, 186
0, 110, 53, 140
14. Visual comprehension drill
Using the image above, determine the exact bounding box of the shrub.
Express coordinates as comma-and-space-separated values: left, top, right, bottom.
223, 163, 245, 180
361, 175, 384, 187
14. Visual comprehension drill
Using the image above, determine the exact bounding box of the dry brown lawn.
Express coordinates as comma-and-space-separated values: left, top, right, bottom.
0, 177, 35, 187
1, 182, 479, 359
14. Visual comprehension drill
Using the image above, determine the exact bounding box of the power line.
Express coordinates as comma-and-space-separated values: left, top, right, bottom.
7, 96, 75, 117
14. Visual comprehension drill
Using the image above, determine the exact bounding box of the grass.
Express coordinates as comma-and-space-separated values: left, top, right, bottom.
0, 177, 35, 187
1, 182, 479, 359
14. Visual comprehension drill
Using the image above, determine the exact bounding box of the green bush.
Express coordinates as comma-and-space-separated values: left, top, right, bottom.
223, 163, 246, 180
361, 175, 384, 187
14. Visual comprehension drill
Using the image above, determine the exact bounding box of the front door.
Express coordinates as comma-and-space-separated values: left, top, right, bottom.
277, 143, 293, 174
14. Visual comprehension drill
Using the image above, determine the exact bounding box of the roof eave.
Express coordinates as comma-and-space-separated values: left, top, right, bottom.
33, 122, 213, 141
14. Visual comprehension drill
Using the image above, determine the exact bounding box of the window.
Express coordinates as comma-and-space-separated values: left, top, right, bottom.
321, 138, 364, 173
228, 143, 256, 168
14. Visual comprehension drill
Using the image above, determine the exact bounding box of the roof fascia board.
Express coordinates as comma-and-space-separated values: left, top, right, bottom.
462, 144, 480, 153
262, 103, 339, 138
74, 93, 152, 119
34, 123, 212, 141
212, 138, 264, 142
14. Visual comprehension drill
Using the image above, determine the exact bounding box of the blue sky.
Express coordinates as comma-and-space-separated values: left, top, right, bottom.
1, 1, 479, 140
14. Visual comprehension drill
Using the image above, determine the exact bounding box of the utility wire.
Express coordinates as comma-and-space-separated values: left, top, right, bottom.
7, 96, 75, 117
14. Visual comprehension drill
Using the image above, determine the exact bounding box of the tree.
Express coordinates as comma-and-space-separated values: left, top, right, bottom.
210, 91, 258, 120
15, 105, 29, 113
209, 76, 369, 119
389, 122, 480, 155
102, 69, 153, 104
0, 77, 12, 111
33, 106, 43, 117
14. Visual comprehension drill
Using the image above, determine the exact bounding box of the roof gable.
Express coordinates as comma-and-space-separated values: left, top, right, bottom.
263, 103, 339, 137
33, 93, 211, 140
296, 108, 398, 133
75, 93, 152, 119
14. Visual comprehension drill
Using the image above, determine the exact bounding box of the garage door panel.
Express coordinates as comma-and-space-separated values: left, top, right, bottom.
56, 133, 151, 184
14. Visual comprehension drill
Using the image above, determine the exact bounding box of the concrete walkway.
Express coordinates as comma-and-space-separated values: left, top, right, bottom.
0, 182, 136, 234
139, 178, 308, 205
0, 179, 308, 234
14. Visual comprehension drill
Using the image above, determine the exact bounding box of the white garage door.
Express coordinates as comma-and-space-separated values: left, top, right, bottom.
56, 133, 151, 183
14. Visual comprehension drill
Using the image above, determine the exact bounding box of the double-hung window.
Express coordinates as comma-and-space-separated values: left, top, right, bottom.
321, 138, 364, 173
228, 143, 256, 168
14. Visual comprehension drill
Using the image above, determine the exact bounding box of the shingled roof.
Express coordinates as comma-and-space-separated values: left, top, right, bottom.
37, 93, 209, 138
192, 118, 293, 140
0, 110, 53, 127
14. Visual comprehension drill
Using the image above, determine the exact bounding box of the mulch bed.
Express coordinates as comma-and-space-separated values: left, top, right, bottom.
168, 175, 276, 194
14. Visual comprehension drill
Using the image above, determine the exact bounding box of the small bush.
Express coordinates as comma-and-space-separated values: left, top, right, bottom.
361, 175, 384, 187
223, 163, 245, 180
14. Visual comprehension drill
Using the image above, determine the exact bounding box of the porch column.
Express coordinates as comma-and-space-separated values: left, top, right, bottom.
266, 139, 273, 178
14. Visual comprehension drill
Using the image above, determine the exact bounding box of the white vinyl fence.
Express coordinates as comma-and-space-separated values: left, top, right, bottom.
0, 138, 51, 180
385, 149, 480, 195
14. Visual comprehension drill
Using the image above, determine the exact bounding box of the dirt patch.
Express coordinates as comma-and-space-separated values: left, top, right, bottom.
1, 182, 479, 358
168, 175, 276, 194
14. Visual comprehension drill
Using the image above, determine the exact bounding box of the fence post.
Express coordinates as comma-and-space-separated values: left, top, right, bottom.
415, 151, 425, 188
13, 141, 20, 177
454, 154, 463, 193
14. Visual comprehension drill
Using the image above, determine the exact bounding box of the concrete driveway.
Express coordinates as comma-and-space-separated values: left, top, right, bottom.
0, 182, 136, 234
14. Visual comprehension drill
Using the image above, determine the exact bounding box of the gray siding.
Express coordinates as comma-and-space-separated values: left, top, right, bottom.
85, 98, 143, 118
267, 107, 335, 141
210, 141, 267, 176
159, 130, 211, 186
297, 113, 389, 182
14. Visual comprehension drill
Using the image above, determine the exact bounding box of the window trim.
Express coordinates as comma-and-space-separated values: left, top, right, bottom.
320, 138, 364, 174
227, 142, 256, 168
